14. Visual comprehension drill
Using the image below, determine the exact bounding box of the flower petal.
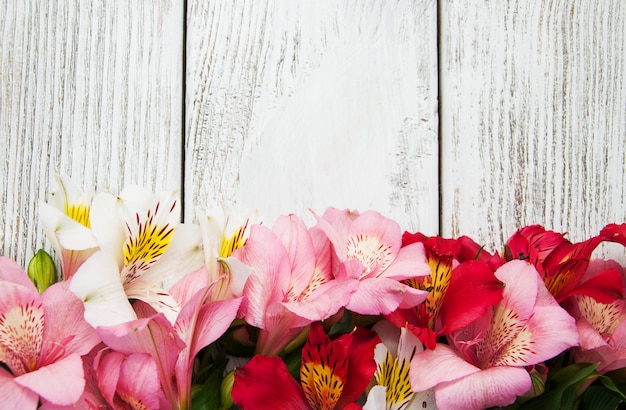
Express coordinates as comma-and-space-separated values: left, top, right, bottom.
239, 225, 291, 329
435, 366, 531, 410
232, 355, 309, 410
347, 277, 427, 315
410, 344, 480, 392
69, 251, 137, 327
39, 283, 100, 364
14, 354, 85, 405
117, 353, 162, 410
0, 367, 39, 410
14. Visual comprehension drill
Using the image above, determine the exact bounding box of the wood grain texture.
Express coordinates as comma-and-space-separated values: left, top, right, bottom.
0, 0, 183, 266
440, 0, 626, 261
185, 0, 439, 232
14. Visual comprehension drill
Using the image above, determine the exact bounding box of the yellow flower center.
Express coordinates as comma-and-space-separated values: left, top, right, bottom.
65, 203, 91, 228
375, 351, 414, 408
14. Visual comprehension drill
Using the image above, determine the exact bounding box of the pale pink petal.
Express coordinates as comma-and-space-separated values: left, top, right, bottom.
346, 211, 402, 277
347, 278, 427, 315
117, 354, 162, 410
189, 297, 242, 359
239, 225, 291, 328
410, 344, 480, 391
435, 366, 531, 410
378, 242, 431, 280
272, 214, 316, 296
14, 354, 85, 405
311, 209, 350, 260
0, 367, 39, 410
69, 251, 137, 327
494, 260, 539, 322
0, 283, 44, 374
97, 314, 185, 405
95, 350, 124, 406
282, 278, 357, 321
576, 317, 609, 350
169, 266, 211, 307
0, 256, 39, 290
39, 283, 100, 360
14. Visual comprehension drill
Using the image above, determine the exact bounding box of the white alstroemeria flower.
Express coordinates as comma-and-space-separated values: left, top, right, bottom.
39, 174, 99, 280
70, 186, 203, 326
198, 203, 257, 301
364, 320, 437, 410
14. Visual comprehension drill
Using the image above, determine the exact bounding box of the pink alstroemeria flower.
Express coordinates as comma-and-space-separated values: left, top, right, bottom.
95, 269, 242, 410
564, 259, 626, 374
238, 214, 358, 355
232, 322, 379, 410
313, 208, 430, 315
0, 257, 100, 409
410, 260, 579, 410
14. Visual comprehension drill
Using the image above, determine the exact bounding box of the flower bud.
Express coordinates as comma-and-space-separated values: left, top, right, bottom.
220, 369, 235, 409
27, 249, 57, 293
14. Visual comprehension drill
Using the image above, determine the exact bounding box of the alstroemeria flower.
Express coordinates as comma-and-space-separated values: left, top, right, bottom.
364, 320, 435, 410
313, 208, 430, 315
69, 186, 204, 326
564, 259, 626, 374
198, 203, 256, 301
232, 322, 379, 410
506, 225, 623, 303
386, 234, 504, 349
238, 214, 358, 355
0, 257, 100, 408
95, 270, 242, 410
39, 174, 99, 279
410, 260, 579, 410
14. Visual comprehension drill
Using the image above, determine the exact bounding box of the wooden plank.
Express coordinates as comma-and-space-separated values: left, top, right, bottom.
0, 0, 183, 266
440, 0, 626, 261
185, 0, 439, 232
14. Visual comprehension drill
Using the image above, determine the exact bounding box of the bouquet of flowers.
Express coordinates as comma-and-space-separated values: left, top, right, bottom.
2, 175, 626, 410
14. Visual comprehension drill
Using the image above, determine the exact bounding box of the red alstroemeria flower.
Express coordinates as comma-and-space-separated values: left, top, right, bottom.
506, 224, 624, 303
232, 322, 380, 410
386, 233, 504, 349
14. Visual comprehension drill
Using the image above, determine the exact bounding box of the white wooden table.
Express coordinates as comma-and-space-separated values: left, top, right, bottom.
1, 1, 625, 267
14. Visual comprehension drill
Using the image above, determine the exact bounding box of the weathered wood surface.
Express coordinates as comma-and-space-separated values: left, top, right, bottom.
2, 0, 625, 267
185, 0, 440, 232
0, 1, 183, 266
439, 0, 626, 261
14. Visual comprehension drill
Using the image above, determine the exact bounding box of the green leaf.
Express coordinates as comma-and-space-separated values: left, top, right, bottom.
329, 309, 354, 337
598, 375, 626, 401
519, 363, 599, 410
582, 385, 623, 410
192, 353, 228, 410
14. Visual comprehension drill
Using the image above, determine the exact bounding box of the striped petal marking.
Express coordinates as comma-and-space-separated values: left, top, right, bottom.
122, 200, 177, 284
0, 300, 44, 375
345, 233, 394, 278
576, 295, 624, 336
300, 327, 348, 410
375, 348, 414, 409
